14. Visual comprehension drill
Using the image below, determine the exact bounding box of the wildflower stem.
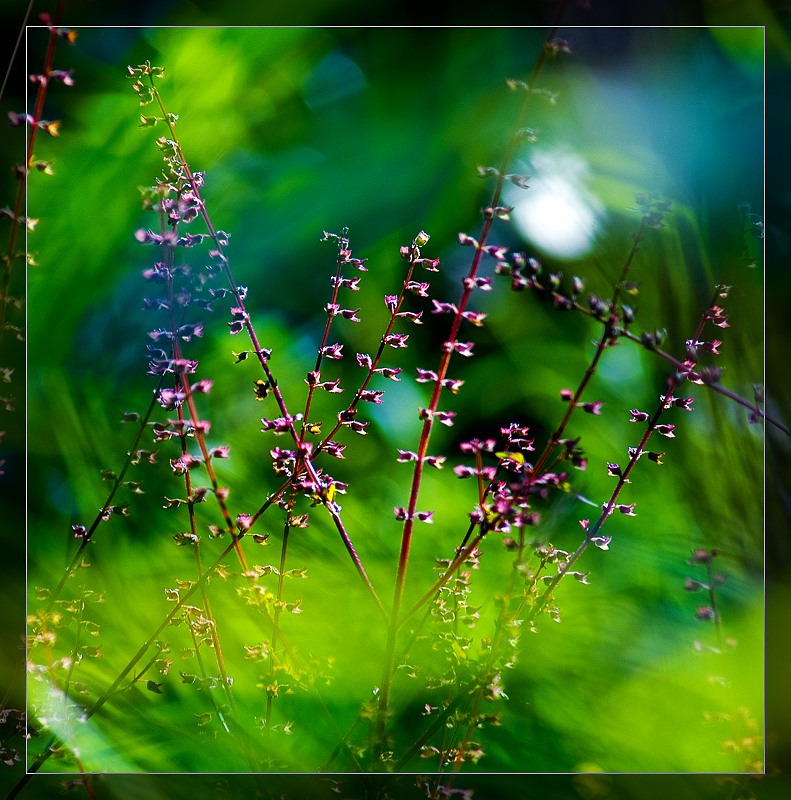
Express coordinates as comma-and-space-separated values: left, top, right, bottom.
146, 78, 381, 607
532, 286, 725, 619
46, 387, 163, 609
530, 220, 647, 479
374, 22, 564, 762
0, 0, 66, 349
622, 330, 787, 434
315, 254, 416, 455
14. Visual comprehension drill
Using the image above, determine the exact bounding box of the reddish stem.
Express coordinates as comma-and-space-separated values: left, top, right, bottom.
1, 1, 66, 346
373, 23, 563, 759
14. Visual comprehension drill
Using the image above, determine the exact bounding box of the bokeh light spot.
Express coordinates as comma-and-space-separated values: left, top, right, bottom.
509, 149, 603, 260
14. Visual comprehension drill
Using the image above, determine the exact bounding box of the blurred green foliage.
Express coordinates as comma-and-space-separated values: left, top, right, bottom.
14, 23, 765, 786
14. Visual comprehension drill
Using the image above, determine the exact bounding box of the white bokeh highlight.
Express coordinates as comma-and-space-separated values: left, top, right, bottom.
509, 149, 603, 260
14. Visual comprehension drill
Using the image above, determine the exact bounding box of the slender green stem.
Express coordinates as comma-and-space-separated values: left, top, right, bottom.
265, 506, 293, 731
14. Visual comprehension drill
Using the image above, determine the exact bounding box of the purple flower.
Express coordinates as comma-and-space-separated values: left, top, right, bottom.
228, 307, 249, 335
654, 424, 676, 438
457, 232, 478, 247
397, 450, 419, 462
176, 232, 211, 248
396, 310, 423, 324
191, 379, 213, 394
261, 415, 298, 435
318, 379, 343, 393
482, 244, 509, 261
357, 353, 372, 369
339, 308, 361, 322
502, 422, 531, 442
344, 420, 369, 435
374, 366, 402, 381
148, 328, 173, 342
177, 323, 204, 341
384, 333, 409, 349
157, 388, 186, 409
143, 263, 170, 282
134, 228, 162, 244
359, 390, 384, 404
463, 276, 493, 291
415, 257, 440, 272
321, 343, 344, 359
629, 409, 650, 423
416, 368, 438, 383
270, 447, 295, 473
441, 378, 464, 394
419, 408, 449, 425
330, 275, 361, 291
460, 438, 496, 453
406, 281, 430, 297
431, 300, 457, 315
705, 305, 729, 328
468, 507, 485, 524
452, 341, 475, 357
322, 440, 346, 459
393, 507, 433, 524
461, 311, 487, 327
668, 395, 694, 411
